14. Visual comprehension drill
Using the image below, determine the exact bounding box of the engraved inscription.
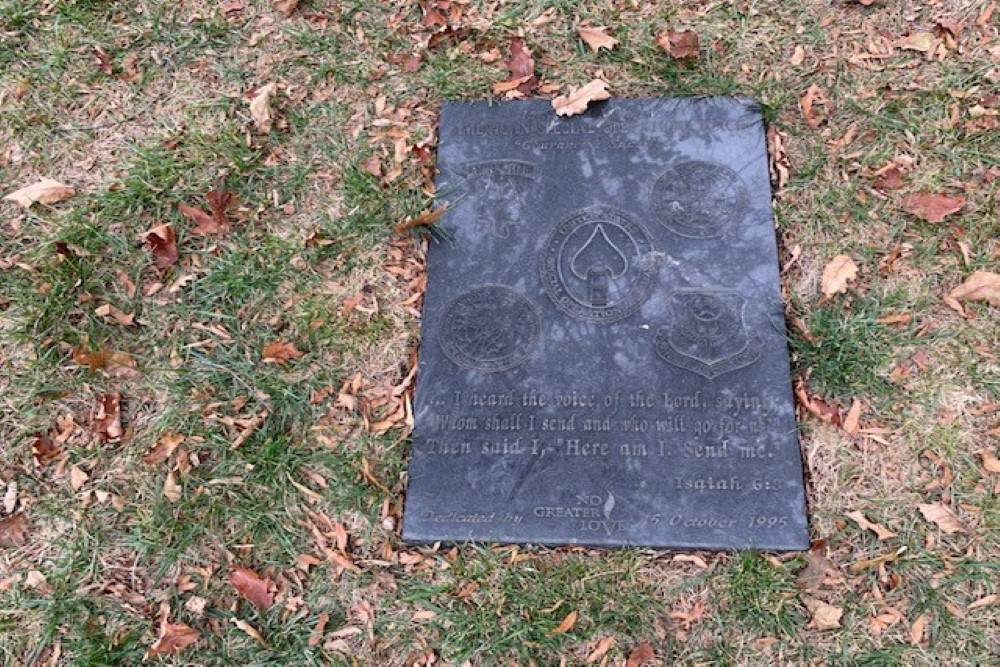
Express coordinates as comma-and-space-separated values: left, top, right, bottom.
440, 285, 540, 372
461, 160, 536, 238
651, 160, 748, 238
541, 207, 656, 323
655, 289, 761, 379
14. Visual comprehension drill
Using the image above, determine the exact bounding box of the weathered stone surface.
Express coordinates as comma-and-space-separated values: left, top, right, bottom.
402, 98, 809, 550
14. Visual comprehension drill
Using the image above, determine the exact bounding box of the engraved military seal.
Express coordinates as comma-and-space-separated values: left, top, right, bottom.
461, 160, 536, 238
655, 289, 760, 379
541, 206, 656, 323
651, 160, 748, 238
440, 285, 540, 371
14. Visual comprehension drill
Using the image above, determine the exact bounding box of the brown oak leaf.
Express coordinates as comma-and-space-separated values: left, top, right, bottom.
0, 513, 28, 548
917, 502, 966, 534
94, 392, 123, 442
626, 641, 656, 667
577, 26, 618, 52
4, 178, 76, 208
800, 84, 829, 128
146, 607, 200, 658
494, 38, 537, 96
947, 271, 1000, 311
229, 566, 275, 609
820, 255, 858, 298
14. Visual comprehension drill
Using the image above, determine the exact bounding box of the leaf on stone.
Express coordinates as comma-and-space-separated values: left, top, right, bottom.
4, 178, 76, 208
249, 83, 278, 134
625, 641, 656, 667
820, 255, 858, 297
917, 502, 966, 534
261, 340, 303, 364
552, 79, 611, 117
549, 609, 577, 635
948, 271, 1000, 308
799, 84, 828, 129
846, 510, 897, 540
230, 566, 275, 609
494, 38, 537, 96
144, 224, 179, 269
0, 513, 28, 548
94, 392, 123, 442
901, 192, 965, 223
146, 618, 200, 658
144, 432, 185, 464
578, 26, 618, 52
273, 0, 299, 16
804, 596, 843, 630
656, 30, 700, 59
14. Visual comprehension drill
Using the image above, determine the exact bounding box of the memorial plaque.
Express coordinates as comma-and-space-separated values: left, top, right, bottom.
402, 98, 810, 550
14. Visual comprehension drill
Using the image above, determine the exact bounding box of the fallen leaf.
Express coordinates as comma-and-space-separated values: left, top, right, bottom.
273, 0, 299, 16
656, 30, 700, 59
394, 206, 446, 234
804, 596, 843, 630
249, 83, 278, 134
979, 450, 1000, 474
146, 618, 200, 658
231, 617, 266, 644
179, 203, 223, 236
901, 192, 965, 223
92, 45, 112, 75
4, 178, 75, 208
948, 271, 1000, 307
820, 255, 858, 297
846, 510, 897, 540
797, 543, 834, 591
94, 392, 122, 441
842, 399, 863, 436
968, 594, 998, 611
261, 340, 303, 364
144, 432, 185, 465
800, 84, 828, 129
869, 607, 904, 636
917, 503, 966, 534
70, 465, 89, 490
897, 32, 936, 53
32, 432, 62, 467
494, 38, 537, 96
308, 612, 329, 646
163, 471, 182, 502
144, 224, 178, 269
909, 613, 928, 645
873, 166, 904, 191
230, 566, 275, 609
790, 44, 805, 66
95, 303, 135, 326
549, 609, 578, 635
552, 79, 611, 117
587, 636, 616, 663
578, 26, 618, 52
0, 514, 28, 548
626, 641, 656, 667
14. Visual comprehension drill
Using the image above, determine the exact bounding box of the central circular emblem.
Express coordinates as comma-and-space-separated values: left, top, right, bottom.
651, 160, 748, 238
440, 285, 540, 372
541, 207, 656, 323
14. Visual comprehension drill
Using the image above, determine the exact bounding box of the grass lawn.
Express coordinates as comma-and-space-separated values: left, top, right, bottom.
1, 1, 997, 664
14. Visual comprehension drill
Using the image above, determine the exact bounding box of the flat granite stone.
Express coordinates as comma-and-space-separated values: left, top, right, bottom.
402, 97, 810, 550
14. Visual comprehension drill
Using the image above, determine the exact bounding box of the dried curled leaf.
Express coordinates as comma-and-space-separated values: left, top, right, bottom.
229, 566, 275, 609
249, 83, 278, 134
261, 340, 303, 364
0, 513, 28, 548
948, 271, 1000, 307
146, 619, 200, 657
800, 84, 829, 129
846, 510, 897, 540
4, 178, 76, 208
144, 224, 179, 269
804, 596, 843, 630
820, 255, 858, 298
493, 38, 537, 96
551, 79, 611, 117
549, 610, 578, 635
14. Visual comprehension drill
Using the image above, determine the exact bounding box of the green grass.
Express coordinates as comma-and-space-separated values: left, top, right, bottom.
0, 0, 996, 664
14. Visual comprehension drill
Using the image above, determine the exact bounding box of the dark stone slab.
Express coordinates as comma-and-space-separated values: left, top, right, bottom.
402, 97, 809, 550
